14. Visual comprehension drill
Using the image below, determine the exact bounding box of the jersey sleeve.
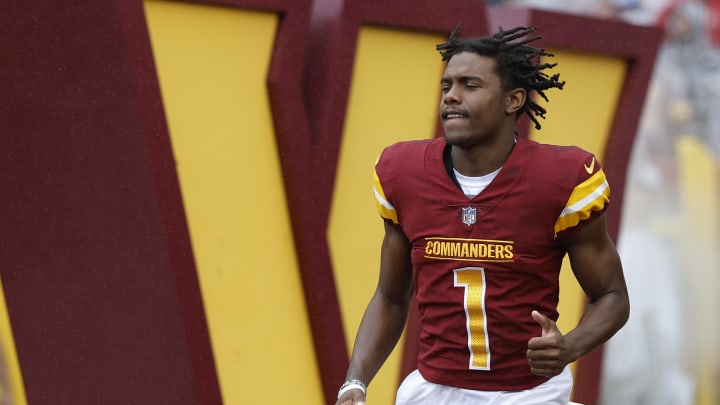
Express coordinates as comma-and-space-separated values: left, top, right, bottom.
554, 154, 610, 236
373, 162, 399, 224
372, 139, 436, 229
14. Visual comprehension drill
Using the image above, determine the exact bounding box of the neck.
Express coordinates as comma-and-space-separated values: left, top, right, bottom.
450, 133, 516, 177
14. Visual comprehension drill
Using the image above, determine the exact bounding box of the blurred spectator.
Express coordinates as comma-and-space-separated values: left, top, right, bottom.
709, 0, 720, 46
601, 1, 720, 404
652, 0, 720, 157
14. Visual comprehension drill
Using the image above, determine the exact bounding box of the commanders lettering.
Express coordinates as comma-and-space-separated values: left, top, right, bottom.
425, 239, 514, 261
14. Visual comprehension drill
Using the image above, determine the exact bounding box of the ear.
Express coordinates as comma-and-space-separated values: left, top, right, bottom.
505, 88, 526, 115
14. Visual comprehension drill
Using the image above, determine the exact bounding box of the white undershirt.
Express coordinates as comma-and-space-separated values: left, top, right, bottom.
453, 167, 501, 198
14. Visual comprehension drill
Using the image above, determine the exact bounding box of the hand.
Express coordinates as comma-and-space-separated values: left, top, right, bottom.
526, 310, 575, 377
335, 388, 366, 405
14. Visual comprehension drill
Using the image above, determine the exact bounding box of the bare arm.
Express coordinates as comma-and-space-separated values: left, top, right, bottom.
527, 213, 629, 377
336, 221, 414, 404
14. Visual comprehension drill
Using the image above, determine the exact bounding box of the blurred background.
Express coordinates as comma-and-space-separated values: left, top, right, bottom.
1, 0, 718, 404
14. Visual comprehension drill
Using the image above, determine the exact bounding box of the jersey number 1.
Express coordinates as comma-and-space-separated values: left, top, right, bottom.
453, 267, 491, 370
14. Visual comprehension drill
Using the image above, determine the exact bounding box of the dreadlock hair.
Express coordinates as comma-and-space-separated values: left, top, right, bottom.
436, 24, 565, 130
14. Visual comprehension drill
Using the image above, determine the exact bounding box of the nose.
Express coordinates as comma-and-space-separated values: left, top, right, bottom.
443, 84, 460, 105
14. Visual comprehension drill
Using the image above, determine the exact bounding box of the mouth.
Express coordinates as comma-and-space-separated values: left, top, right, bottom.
441, 110, 469, 120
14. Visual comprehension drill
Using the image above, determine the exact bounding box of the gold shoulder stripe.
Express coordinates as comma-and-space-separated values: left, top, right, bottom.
373, 168, 398, 224
555, 169, 610, 234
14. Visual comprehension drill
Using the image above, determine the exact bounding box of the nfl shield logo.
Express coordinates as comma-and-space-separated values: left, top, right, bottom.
461, 206, 477, 226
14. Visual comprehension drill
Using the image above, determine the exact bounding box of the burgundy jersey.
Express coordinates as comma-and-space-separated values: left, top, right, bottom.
372, 137, 609, 391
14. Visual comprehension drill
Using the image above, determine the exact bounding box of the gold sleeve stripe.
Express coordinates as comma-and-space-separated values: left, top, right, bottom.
373, 168, 399, 224
554, 169, 610, 234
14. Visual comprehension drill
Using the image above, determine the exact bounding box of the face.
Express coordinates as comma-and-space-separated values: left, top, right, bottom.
439, 52, 522, 148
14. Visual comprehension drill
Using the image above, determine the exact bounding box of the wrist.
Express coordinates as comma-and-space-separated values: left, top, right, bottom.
337, 379, 367, 399
562, 331, 584, 363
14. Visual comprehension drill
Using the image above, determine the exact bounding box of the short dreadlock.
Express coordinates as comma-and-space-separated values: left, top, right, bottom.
436, 24, 565, 130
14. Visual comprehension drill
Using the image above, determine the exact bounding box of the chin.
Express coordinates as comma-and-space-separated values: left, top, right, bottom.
443, 132, 470, 146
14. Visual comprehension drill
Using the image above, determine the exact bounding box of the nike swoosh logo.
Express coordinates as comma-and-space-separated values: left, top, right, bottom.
584, 157, 595, 174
